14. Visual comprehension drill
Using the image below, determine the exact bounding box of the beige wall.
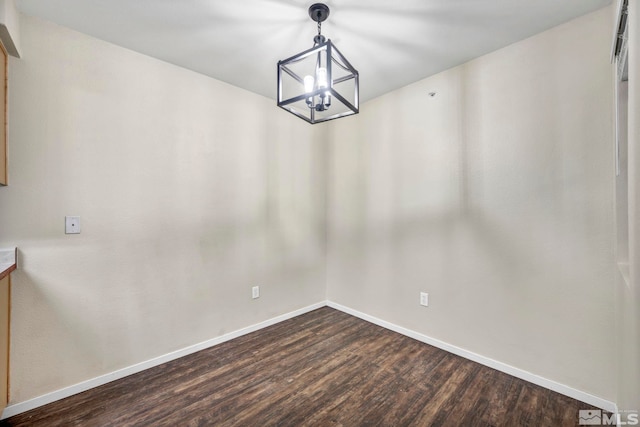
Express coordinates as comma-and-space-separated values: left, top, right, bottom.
326, 7, 615, 401
0, 5, 623, 411
0, 15, 327, 403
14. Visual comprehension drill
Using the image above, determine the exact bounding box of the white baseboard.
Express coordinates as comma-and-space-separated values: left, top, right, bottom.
2, 299, 618, 419
326, 301, 617, 413
0, 301, 326, 420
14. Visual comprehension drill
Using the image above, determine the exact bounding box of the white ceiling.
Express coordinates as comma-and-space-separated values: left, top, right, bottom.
17, 0, 611, 103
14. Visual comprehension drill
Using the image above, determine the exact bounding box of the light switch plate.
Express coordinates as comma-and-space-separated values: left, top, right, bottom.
65, 216, 81, 234
420, 292, 429, 307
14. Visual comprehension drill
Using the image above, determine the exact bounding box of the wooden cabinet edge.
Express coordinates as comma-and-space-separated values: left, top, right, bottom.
0, 275, 9, 413
0, 264, 15, 281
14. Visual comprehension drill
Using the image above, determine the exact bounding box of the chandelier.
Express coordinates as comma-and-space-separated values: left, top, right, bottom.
277, 3, 359, 124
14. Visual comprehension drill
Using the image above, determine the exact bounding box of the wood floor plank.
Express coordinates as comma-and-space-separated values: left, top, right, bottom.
1, 307, 606, 426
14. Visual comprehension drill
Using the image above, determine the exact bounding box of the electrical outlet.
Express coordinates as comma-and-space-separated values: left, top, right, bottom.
65, 216, 81, 234
420, 292, 429, 307
252, 286, 260, 299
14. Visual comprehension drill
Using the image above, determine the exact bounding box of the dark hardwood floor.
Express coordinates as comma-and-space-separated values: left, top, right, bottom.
2, 307, 601, 426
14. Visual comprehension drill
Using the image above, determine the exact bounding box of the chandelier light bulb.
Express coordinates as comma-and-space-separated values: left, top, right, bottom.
317, 67, 328, 88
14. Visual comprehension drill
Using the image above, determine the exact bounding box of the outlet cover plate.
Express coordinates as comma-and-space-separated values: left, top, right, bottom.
420, 292, 429, 307
65, 216, 81, 234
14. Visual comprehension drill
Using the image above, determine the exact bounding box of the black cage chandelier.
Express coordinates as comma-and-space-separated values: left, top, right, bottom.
277, 3, 359, 124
